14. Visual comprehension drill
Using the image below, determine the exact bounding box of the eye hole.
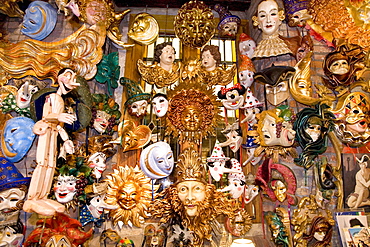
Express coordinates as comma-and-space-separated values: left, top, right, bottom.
10, 128, 18, 133
30, 19, 36, 24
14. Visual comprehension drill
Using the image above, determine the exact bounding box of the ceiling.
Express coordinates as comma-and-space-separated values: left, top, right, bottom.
114, 0, 251, 11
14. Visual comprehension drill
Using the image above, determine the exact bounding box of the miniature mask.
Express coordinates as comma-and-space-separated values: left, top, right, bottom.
140, 142, 174, 180
303, 216, 333, 246
54, 175, 77, 204
152, 94, 168, 118
2, 117, 35, 163
238, 55, 256, 88
129, 99, 148, 118
239, 34, 256, 58
93, 110, 111, 134
0, 188, 26, 227
244, 184, 259, 204
88, 193, 115, 219
0, 226, 24, 247
214, 4, 241, 38
21, 1, 57, 40
265, 210, 291, 246
105, 166, 152, 227
16, 81, 39, 109
88, 152, 107, 180
177, 181, 206, 217
225, 210, 252, 237
174, 0, 216, 48
271, 180, 287, 202
221, 162, 245, 199
254, 66, 295, 106
218, 84, 246, 110
127, 13, 159, 46
283, 0, 311, 27
84, 0, 108, 26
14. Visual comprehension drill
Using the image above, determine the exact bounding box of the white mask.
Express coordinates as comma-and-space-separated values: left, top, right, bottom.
16, 82, 39, 109
0, 188, 25, 227
152, 96, 168, 118
54, 175, 77, 203
88, 152, 107, 180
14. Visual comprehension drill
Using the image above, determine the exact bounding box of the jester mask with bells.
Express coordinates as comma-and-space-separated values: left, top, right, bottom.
330, 92, 370, 146
24, 213, 93, 247
174, 0, 216, 48
105, 166, 152, 227
254, 66, 295, 106
255, 106, 297, 162
150, 147, 239, 247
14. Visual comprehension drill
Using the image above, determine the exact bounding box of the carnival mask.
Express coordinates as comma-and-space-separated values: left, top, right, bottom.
129, 99, 148, 118
2, 117, 35, 163
16, 81, 39, 109
93, 110, 111, 134
84, 0, 108, 26
254, 66, 295, 106
174, 0, 216, 48
88, 193, 117, 219
88, 152, 107, 180
221, 177, 246, 199
255, 0, 283, 36
244, 184, 259, 204
140, 142, 174, 180
177, 181, 206, 217
201, 50, 217, 72
152, 94, 168, 118
105, 166, 152, 227
218, 84, 246, 110
0, 188, 25, 227
239, 70, 255, 89
219, 127, 243, 153
243, 147, 264, 166
239, 34, 256, 58
53, 175, 77, 204
127, 13, 159, 46
181, 106, 203, 131
0, 226, 24, 247
288, 9, 311, 27
144, 224, 166, 247
221, 22, 238, 37
329, 59, 349, 75
21, 1, 57, 40
225, 210, 252, 237
271, 180, 287, 202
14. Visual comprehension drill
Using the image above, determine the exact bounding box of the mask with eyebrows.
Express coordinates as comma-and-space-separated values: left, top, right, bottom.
152, 94, 168, 118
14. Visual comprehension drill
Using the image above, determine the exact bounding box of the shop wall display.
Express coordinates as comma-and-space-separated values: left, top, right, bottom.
1, 0, 370, 246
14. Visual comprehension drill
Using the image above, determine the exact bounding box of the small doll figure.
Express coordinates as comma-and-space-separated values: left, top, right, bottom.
218, 83, 246, 110
214, 4, 241, 38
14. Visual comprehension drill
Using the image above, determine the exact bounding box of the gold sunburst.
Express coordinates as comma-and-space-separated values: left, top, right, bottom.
105, 166, 152, 227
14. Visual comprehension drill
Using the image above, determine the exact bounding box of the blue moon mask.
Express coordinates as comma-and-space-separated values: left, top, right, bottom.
1, 117, 36, 162
21, 1, 57, 40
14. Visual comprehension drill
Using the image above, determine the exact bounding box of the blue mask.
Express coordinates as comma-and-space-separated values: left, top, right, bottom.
1, 117, 36, 162
21, 1, 57, 40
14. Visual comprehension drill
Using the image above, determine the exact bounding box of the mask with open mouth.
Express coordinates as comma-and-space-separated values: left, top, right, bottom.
218, 83, 246, 110
53, 175, 77, 204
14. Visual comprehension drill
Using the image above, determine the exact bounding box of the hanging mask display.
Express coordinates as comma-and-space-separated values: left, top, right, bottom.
255, 159, 297, 205
140, 142, 174, 180
254, 66, 295, 106
214, 4, 241, 38
219, 122, 243, 153
1, 117, 35, 163
330, 92, 370, 146
105, 166, 152, 227
255, 106, 297, 162
174, 0, 216, 48
21, 1, 57, 40
152, 93, 168, 118
111, 120, 151, 152
218, 83, 246, 110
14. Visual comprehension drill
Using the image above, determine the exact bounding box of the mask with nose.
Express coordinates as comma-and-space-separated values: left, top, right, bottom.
214, 4, 241, 38
218, 84, 246, 110
144, 224, 166, 247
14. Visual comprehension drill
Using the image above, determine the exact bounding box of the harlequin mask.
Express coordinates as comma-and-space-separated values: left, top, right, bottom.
88, 152, 107, 180
0, 226, 24, 247
16, 81, 39, 109
152, 94, 168, 118
129, 99, 148, 118
140, 142, 174, 180
218, 84, 246, 110
254, 66, 295, 106
53, 175, 77, 204
21, 1, 57, 40
0, 188, 26, 227
2, 117, 35, 163
93, 110, 111, 134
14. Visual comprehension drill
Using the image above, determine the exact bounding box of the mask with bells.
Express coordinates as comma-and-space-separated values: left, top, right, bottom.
218, 84, 246, 110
